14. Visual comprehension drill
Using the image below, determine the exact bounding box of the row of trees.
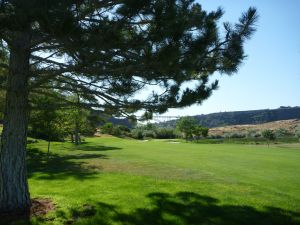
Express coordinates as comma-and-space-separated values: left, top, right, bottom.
100, 117, 209, 141
29, 93, 100, 152
100, 120, 300, 144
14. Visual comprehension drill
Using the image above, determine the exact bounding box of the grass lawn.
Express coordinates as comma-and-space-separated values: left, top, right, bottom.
17, 137, 300, 224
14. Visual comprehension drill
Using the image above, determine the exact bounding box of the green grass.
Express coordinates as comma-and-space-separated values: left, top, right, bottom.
14, 137, 300, 224
189, 136, 299, 144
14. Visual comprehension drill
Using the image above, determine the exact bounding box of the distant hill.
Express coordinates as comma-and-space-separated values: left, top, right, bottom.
93, 110, 133, 128
157, 106, 300, 128
209, 119, 300, 137
107, 117, 133, 128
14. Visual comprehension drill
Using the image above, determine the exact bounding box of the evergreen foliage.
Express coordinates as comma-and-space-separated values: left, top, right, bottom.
0, 0, 258, 215
0, 0, 258, 117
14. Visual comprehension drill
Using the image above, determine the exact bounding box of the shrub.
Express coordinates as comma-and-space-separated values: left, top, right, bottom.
155, 128, 177, 139
275, 128, 292, 137
111, 126, 122, 136
224, 132, 245, 139
262, 129, 276, 147
130, 128, 144, 139
101, 122, 114, 134
142, 130, 156, 139
295, 124, 300, 141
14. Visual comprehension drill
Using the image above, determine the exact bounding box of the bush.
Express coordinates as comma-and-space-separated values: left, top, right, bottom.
101, 123, 131, 137
142, 130, 156, 139
130, 128, 144, 139
111, 126, 122, 136
262, 129, 276, 146
155, 128, 177, 139
224, 132, 245, 139
246, 130, 260, 138
295, 124, 300, 141
130, 125, 178, 140
275, 128, 292, 137
101, 122, 114, 134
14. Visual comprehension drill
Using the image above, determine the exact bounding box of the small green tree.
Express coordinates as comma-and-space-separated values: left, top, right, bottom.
262, 129, 275, 147
176, 117, 197, 141
193, 126, 209, 142
29, 95, 68, 154
201, 127, 209, 138
295, 124, 300, 142
101, 123, 114, 135
66, 108, 96, 145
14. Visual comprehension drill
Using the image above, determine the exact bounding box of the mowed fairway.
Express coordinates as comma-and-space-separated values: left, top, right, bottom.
27, 137, 300, 225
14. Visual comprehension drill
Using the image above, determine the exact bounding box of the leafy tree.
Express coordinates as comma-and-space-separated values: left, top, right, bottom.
101, 123, 131, 137
130, 127, 144, 140
155, 128, 177, 139
200, 127, 209, 138
29, 95, 68, 153
275, 128, 292, 138
193, 126, 209, 141
101, 123, 114, 135
65, 106, 97, 145
262, 129, 275, 147
295, 124, 300, 142
0, 1, 258, 215
176, 117, 197, 141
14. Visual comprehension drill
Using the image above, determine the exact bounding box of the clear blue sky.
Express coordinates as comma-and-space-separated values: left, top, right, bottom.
162, 0, 300, 116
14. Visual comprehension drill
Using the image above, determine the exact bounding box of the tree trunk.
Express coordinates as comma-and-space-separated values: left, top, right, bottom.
47, 141, 51, 155
75, 132, 81, 145
0, 31, 31, 216
74, 121, 80, 145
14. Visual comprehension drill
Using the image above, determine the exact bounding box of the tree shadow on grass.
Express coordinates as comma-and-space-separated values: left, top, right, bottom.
74, 143, 122, 152
63, 192, 300, 225
26, 147, 108, 180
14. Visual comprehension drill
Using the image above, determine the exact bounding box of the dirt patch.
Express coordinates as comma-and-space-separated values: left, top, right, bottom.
31, 198, 55, 217
0, 198, 55, 224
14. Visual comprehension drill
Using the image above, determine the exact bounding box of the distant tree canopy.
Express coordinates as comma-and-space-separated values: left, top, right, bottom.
29, 94, 68, 142
29, 91, 100, 144
262, 129, 275, 146
175, 117, 209, 141
0, 0, 258, 215
193, 125, 209, 140
295, 124, 300, 141
176, 116, 197, 140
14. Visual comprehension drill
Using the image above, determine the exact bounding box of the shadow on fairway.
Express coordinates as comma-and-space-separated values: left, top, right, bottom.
27, 147, 109, 180
58, 192, 300, 225
74, 143, 122, 152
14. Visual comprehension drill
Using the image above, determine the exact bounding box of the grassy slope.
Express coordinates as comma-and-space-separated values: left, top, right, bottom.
24, 138, 300, 225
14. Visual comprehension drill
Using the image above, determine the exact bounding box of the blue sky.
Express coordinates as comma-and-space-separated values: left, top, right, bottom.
161, 0, 300, 116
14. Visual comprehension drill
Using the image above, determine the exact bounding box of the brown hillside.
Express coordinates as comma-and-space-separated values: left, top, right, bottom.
209, 119, 300, 136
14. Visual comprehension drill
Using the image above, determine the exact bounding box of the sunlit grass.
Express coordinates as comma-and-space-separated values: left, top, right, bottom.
23, 137, 300, 224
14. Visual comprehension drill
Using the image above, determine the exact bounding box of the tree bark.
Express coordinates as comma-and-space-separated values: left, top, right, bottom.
0, 30, 31, 216
74, 122, 81, 145
47, 141, 51, 155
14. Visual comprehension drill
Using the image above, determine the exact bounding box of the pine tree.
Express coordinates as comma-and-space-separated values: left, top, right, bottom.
0, 0, 258, 216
